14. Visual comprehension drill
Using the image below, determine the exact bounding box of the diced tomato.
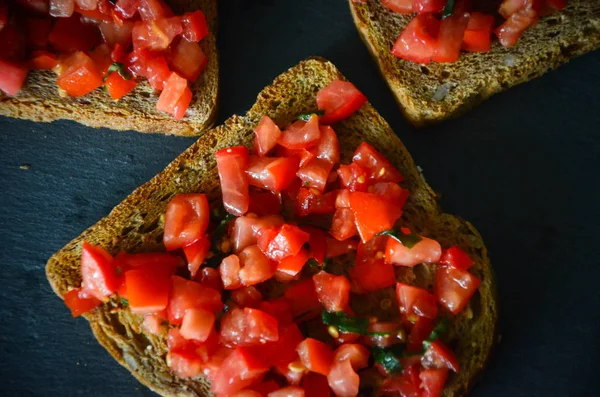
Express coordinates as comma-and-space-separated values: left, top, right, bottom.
172, 85, 192, 120
257, 224, 310, 262
29, 51, 58, 70
277, 115, 321, 150
179, 307, 215, 342
25, 17, 52, 48
325, 237, 358, 258
392, 13, 440, 64
167, 276, 223, 324
182, 9, 208, 42
301, 226, 328, 264
498, 0, 544, 18
412, 0, 445, 13
202, 345, 233, 381
231, 286, 263, 308
115, 0, 140, 19
167, 39, 207, 82
296, 158, 333, 193
114, 251, 181, 270
63, 288, 102, 317
89, 43, 113, 77
138, 0, 172, 20
440, 246, 473, 270
420, 368, 449, 397
348, 192, 402, 242
197, 267, 223, 291
50, 0, 75, 17
156, 72, 191, 119
76, 6, 114, 21
350, 235, 396, 293
380, 367, 422, 397
220, 308, 279, 347
261, 321, 304, 369
382, 0, 413, 13
254, 116, 282, 157
182, 235, 210, 277
238, 245, 276, 287
220, 254, 242, 290
0, 60, 28, 96
258, 298, 294, 325
145, 55, 171, 90
231, 214, 276, 253
422, 340, 460, 372
163, 193, 209, 251
284, 278, 321, 319
111, 43, 127, 64
309, 125, 340, 165
105, 72, 137, 100
433, 12, 470, 63
407, 316, 434, 352
302, 372, 331, 397
49, 16, 101, 52
336, 190, 351, 209
337, 163, 368, 192
0, 23, 26, 62
385, 236, 442, 268
124, 264, 172, 314
434, 267, 480, 314
327, 359, 359, 397
99, 21, 133, 47
275, 146, 315, 167
316, 79, 367, 125
56, 52, 103, 97
363, 322, 404, 348
276, 249, 309, 281
132, 17, 182, 51
246, 156, 300, 193
462, 12, 494, 52
167, 349, 203, 378
80, 242, 117, 300
297, 338, 334, 376
216, 145, 250, 217
248, 191, 282, 217
396, 283, 438, 319
333, 344, 370, 369
330, 208, 358, 241
274, 361, 304, 386
353, 143, 404, 184
126, 48, 153, 77
313, 271, 351, 312
142, 313, 164, 335
268, 387, 305, 397
296, 188, 337, 217
495, 7, 538, 47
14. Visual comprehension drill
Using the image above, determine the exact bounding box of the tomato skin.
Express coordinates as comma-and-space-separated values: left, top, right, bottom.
385, 236, 442, 268
350, 236, 396, 293
132, 17, 182, 51
337, 163, 368, 192
433, 12, 470, 63
254, 115, 282, 156
277, 115, 321, 150
296, 188, 337, 217
422, 340, 460, 372
296, 158, 333, 193
310, 125, 340, 165
439, 246, 473, 270
231, 286, 263, 308
413, 0, 445, 13
396, 283, 438, 319
29, 51, 58, 71
216, 146, 251, 217
138, 0, 173, 20
260, 321, 304, 368
167, 38, 207, 82
80, 242, 118, 300
220, 308, 279, 347
380, 368, 422, 397
284, 278, 321, 319
182, 10, 208, 42
105, 72, 137, 100
352, 143, 404, 184
327, 358, 359, 397
220, 254, 243, 290
348, 192, 402, 243
56, 52, 104, 97
156, 72, 191, 120
407, 316, 434, 352
330, 208, 358, 241
124, 265, 171, 314
302, 372, 331, 397
434, 267, 480, 314
246, 156, 300, 193
275, 146, 315, 167
313, 271, 351, 312
257, 224, 310, 262
180, 308, 215, 342
163, 193, 210, 251
167, 349, 203, 378
258, 298, 294, 325
392, 14, 440, 64
276, 248, 309, 281
382, 0, 413, 14
238, 245, 276, 287
63, 288, 102, 317
0, 60, 28, 96
297, 338, 334, 376
115, 0, 140, 19
420, 368, 449, 397
325, 237, 358, 259
167, 276, 223, 324
98, 20, 133, 47
316, 79, 367, 125
301, 226, 328, 264
197, 267, 223, 291
268, 386, 305, 397
495, 7, 538, 47
231, 214, 285, 254
462, 12, 494, 52
145, 55, 171, 90
49, 16, 101, 53
183, 234, 211, 277
248, 191, 282, 217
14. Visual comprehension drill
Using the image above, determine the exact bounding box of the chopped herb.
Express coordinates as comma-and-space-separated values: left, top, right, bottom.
297, 109, 325, 121
371, 346, 403, 375
442, 0, 455, 18
105, 62, 132, 81
322, 311, 369, 335
212, 213, 236, 249
120, 298, 129, 307
307, 257, 331, 272
423, 318, 450, 349
378, 229, 422, 249
303, 181, 310, 187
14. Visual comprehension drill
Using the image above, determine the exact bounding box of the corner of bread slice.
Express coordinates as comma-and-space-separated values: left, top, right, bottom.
0, 0, 218, 136
349, 0, 600, 126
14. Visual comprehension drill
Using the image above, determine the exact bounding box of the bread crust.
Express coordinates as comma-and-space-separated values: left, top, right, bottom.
46, 57, 497, 397
0, 0, 219, 137
349, 0, 600, 126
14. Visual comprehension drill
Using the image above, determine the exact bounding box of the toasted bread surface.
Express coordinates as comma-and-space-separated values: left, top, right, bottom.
46, 57, 497, 397
0, 0, 218, 136
349, 0, 600, 126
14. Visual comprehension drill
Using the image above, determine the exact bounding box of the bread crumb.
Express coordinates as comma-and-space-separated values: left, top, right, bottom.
503, 55, 516, 67
432, 83, 454, 102
19, 164, 31, 170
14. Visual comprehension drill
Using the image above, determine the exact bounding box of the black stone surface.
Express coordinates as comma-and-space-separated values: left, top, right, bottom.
1, 1, 599, 396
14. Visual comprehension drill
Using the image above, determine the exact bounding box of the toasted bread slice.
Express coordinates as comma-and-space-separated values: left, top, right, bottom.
46, 57, 497, 397
0, 0, 218, 136
349, 0, 600, 126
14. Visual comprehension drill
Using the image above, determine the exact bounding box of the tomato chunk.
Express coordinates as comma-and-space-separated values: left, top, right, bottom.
220, 254, 242, 290
81, 242, 117, 300
30, 51, 58, 70
495, 7, 538, 47
277, 115, 321, 150
276, 249, 309, 281
163, 193, 210, 251
348, 192, 402, 243
182, 9, 208, 42
382, 0, 413, 13
422, 340, 460, 372
56, 52, 103, 97
125, 265, 171, 314
434, 267, 480, 314
330, 208, 358, 241
219, 308, 279, 347
183, 234, 211, 277
284, 278, 321, 319
257, 224, 310, 262
105, 72, 137, 100
462, 12, 494, 52
385, 236, 442, 268
302, 372, 331, 397
433, 12, 470, 63
268, 387, 305, 397
254, 115, 282, 156
167, 349, 203, 378
325, 237, 358, 259
49, 15, 100, 52
310, 125, 340, 164
420, 368, 449, 397
238, 245, 276, 287
132, 17, 182, 51
413, 0, 445, 13
180, 307, 215, 342
296, 188, 337, 217
350, 235, 396, 293
63, 288, 102, 317
156, 72, 191, 120
216, 146, 250, 216
316, 79, 367, 125
337, 163, 368, 192
145, 55, 171, 90
138, 0, 172, 20
313, 271, 351, 312
167, 276, 223, 324
333, 344, 370, 369
231, 214, 284, 253
246, 156, 300, 193
396, 283, 438, 319
352, 143, 404, 184
296, 158, 333, 193
327, 359, 359, 397
258, 298, 294, 326
231, 286, 263, 308
167, 39, 207, 82
25, 17, 53, 48
0, 60, 27, 96
440, 246, 473, 270
297, 338, 334, 376
392, 14, 440, 64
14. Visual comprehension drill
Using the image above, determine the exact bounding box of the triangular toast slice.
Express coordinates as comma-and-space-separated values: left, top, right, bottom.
0, 0, 218, 136
46, 57, 497, 397
349, 0, 600, 126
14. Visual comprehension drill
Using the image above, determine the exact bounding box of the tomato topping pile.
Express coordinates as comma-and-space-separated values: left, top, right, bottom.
380, 0, 568, 64
62, 79, 481, 397
0, 0, 209, 119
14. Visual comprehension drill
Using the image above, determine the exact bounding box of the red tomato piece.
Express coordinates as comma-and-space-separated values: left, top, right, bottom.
49, 0, 75, 17
420, 368, 449, 397
183, 234, 211, 277
277, 115, 321, 150
385, 236, 442, 268
546, 0, 567, 10
99, 20, 133, 47
301, 226, 328, 264
248, 191, 282, 217
348, 192, 402, 243
336, 189, 351, 209
126, 48, 153, 77
296, 158, 333, 193
462, 12, 494, 52
352, 143, 404, 184
115, 251, 181, 270
349, 235, 396, 293
138, 0, 172, 20
25, 17, 52, 48
258, 298, 294, 325
407, 316, 434, 352
325, 237, 358, 258
132, 17, 182, 51
412, 0, 445, 13
238, 245, 276, 287
0, 60, 28, 96
115, 0, 140, 19
333, 344, 370, 369
0, 23, 26, 62
145, 55, 171, 90
48, 16, 100, 52
246, 156, 300, 193
327, 359, 359, 397
296, 188, 337, 217
167, 39, 207, 82
63, 288, 102, 317
297, 338, 334, 376
440, 246, 473, 270
396, 283, 438, 319
251, 380, 281, 396
81, 242, 117, 300
29, 51, 58, 70
220, 254, 242, 290
163, 193, 209, 251
380, 368, 422, 397
275, 146, 315, 167
302, 372, 331, 397
167, 276, 223, 324
231, 214, 280, 253
284, 278, 321, 319
167, 349, 203, 378
156, 72, 190, 119
125, 266, 171, 314
330, 208, 358, 241
105, 72, 137, 100
219, 308, 279, 347
422, 340, 460, 372
172, 85, 192, 120
180, 307, 215, 341
276, 248, 309, 281
433, 12, 470, 63
89, 43, 113, 77
142, 313, 164, 335
434, 267, 480, 314
274, 361, 304, 386
309, 125, 340, 165
76, 6, 114, 21
313, 271, 351, 312
316, 79, 367, 125
495, 7, 538, 47
268, 387, 305, 397
254, 115, 282, 156
337, 163, 368, 192
231, 286, 263, 308
56, 52, 103, 97
392, 14, 440, 64
196, 267, 223, 291
216, 145, 250, 216
182, 9, 208, 42
382, 0, 413, 13
257, 224, 310, 262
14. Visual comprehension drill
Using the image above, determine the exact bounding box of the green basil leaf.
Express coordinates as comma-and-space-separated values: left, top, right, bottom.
297, 110, 325, 121
442, 0, 455, 18
322, 311, 369, 335
378, 229, 422, 249
120, 297, 129, 307
105, 62, 132, 81
212, 213, 236, 249
423, 318, 450, 349
371, 346, 403, 375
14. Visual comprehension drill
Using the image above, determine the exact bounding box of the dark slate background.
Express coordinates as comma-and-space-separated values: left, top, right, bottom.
1, 1, 599, 396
